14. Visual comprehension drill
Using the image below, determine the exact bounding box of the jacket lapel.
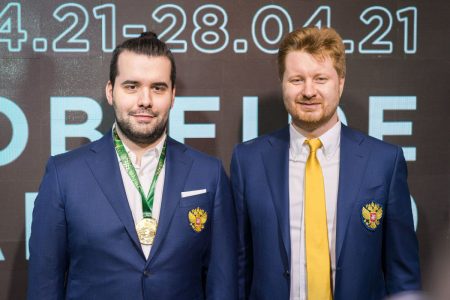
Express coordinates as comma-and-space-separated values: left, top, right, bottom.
336, 125, 368, 263
85, 131, 143, 257
147, 137, 193, 265
261, 126, 291, 267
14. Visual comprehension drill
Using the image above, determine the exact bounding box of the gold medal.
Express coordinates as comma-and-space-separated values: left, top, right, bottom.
114, 130, 166, 246
136, 218, 158, 245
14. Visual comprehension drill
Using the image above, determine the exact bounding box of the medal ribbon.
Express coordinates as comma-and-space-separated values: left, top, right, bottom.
113, 128, 167, 219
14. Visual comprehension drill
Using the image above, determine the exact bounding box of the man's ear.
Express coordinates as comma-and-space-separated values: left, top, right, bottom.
170, 86, 176, 109
106, 81, 113, 105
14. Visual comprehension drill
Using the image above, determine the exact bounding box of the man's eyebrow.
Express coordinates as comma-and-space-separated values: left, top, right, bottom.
151, 82, 169, 88
120, 80, 139, 86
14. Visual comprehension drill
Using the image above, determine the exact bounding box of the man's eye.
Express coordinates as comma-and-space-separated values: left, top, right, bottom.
290, 78, 302, 84
125, 85, 137, 90
316, 77, 327, 83
153, 86, 166, 92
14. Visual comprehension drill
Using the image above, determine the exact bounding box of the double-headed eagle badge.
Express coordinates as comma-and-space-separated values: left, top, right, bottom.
362, 202, 383, 230
189, 207, 208, 232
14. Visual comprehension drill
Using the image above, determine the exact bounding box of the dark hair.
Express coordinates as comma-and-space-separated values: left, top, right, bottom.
109, 31, 176, 88
277, 26, 346, 80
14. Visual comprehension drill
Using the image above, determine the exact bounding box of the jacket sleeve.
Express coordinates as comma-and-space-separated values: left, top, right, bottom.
205, 161, 238, 299
230, 148, 253, 300
383, 147, 421, 294
27, 157, 67, 300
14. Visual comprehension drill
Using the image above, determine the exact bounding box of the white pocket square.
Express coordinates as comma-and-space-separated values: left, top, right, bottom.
181, 189, 207, 198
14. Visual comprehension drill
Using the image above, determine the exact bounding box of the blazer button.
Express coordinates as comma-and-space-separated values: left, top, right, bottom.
143, 270, 150, 277
284, 270, 290, 277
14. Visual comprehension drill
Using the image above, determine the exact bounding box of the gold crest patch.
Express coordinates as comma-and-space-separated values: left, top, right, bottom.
188, 207, 207, 232
362, 202, 383, 230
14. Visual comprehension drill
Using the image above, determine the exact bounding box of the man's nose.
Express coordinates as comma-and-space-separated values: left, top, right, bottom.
138, 88, 152, 107
302, 80, 316, 99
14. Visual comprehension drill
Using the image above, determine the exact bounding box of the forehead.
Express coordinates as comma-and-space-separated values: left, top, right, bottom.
116, 51, 171, 81
284, 50, 335, 74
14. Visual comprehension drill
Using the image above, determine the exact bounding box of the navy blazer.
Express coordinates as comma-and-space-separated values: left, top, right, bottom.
28, 131, 237, 300
230, 124, 421, 300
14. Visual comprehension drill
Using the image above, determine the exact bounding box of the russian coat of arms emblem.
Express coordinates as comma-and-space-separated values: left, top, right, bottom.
362, 202, 383, 230
188, 207, 208, 232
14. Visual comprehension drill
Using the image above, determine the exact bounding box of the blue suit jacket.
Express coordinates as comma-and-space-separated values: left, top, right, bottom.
28, 131, 237, 300
230, 124, 421, 300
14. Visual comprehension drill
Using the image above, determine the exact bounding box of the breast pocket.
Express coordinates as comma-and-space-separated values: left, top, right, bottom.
178, 192, 212, 241
358, 183, 386, 205
179, 192, 211, 208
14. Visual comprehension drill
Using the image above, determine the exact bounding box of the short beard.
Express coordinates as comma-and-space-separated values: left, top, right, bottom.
115, 115, 168, 146
293, 111, 335, 132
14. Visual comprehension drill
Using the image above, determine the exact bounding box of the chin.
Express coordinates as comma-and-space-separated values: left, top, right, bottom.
297, 112, 324, 123
129, 131, 163, 145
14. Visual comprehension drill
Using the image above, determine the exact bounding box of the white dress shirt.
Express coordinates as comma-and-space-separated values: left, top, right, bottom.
114, 129, 166, 259
289, 121, 341, 300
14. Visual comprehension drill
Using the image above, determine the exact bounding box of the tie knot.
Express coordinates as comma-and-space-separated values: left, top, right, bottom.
305, 138, 322, 153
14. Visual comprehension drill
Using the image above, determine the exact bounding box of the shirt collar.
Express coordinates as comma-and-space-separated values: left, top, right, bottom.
289, 120, 341, 160
112, 123, 167, 165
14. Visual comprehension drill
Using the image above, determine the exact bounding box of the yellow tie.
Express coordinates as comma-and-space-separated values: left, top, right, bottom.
304, 139, 332, 300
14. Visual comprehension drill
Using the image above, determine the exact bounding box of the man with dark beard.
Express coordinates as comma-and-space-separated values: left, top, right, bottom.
27, 32, 237, 300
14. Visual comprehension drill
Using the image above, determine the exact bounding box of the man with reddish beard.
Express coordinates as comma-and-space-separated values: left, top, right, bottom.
231, 27, 421, 300
28, 32, 237, 300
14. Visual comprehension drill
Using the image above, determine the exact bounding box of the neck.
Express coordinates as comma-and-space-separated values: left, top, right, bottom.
115, 126, 165, 164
